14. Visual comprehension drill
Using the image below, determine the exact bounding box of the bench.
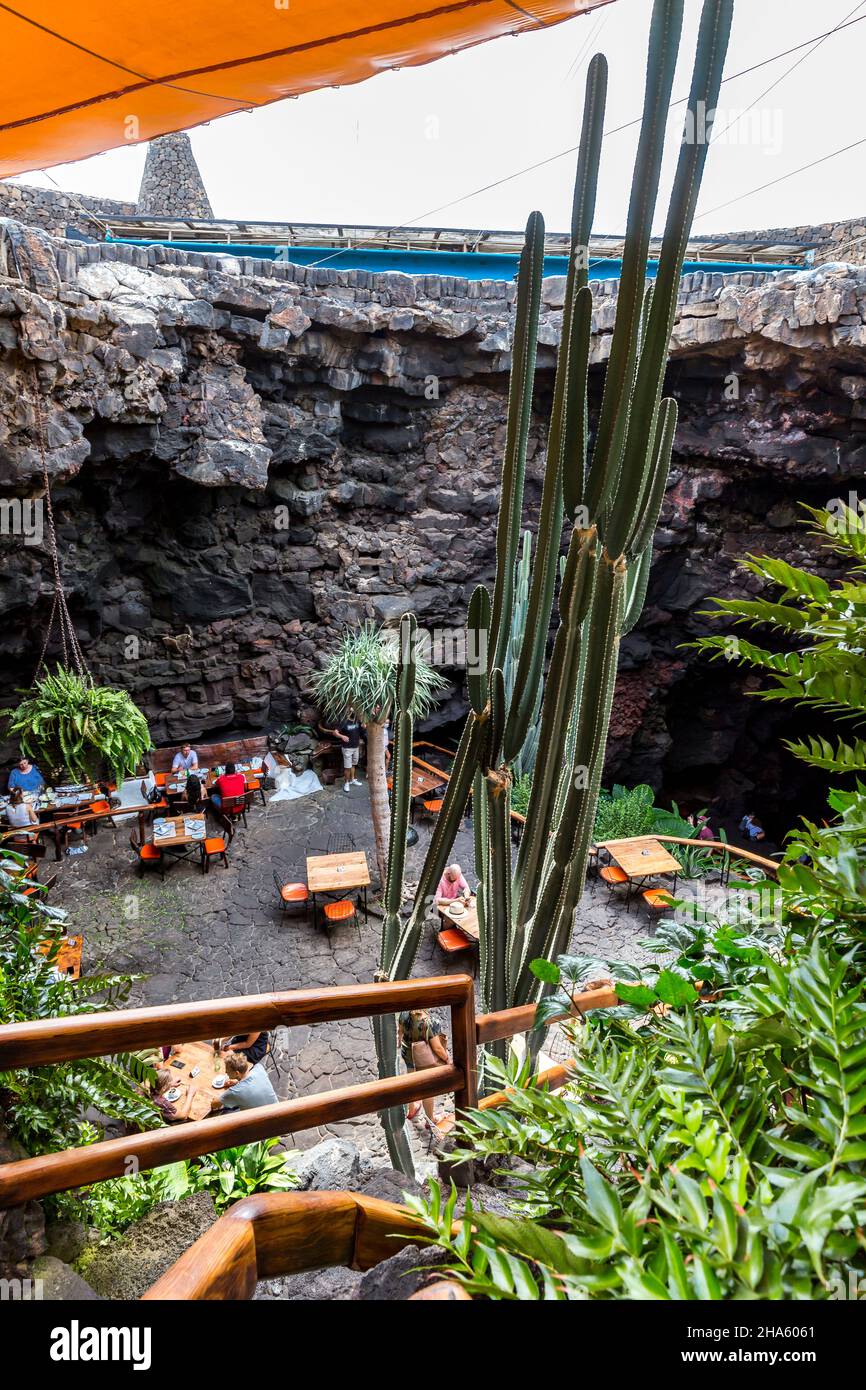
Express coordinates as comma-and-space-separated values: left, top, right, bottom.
149, 737, 270, 775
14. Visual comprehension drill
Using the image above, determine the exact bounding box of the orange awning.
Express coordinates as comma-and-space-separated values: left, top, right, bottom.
0, 1, 614, 178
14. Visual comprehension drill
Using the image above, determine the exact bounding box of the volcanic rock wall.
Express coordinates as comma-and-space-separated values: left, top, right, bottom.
0, 214, 864, 829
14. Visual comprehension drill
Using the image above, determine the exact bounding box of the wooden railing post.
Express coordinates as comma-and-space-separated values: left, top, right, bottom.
450, 975, 478, 1120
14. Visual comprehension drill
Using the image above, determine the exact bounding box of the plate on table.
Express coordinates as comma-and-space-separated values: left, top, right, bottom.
165, 1087, 183, 1103
211, 1075, 227, 1090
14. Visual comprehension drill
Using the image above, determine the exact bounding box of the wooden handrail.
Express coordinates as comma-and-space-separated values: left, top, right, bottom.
596, 834, 780, 876
0, 975, 477, 1208
0, 975, 472, 1069
0, 1065, 462, 1207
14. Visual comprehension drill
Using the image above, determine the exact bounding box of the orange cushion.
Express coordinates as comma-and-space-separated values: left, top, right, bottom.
280, 882, 308, 902
90, 800, 110, 814
154, 772, 167, 786
422, 799, 443, 813
247, 778, 261, 790
139, 843, 162, 860
438, 928, 472, 952
324, 900, 356, 921
600, 866, 628, 885
203, 837, 226, 853
643, 889, 674, 908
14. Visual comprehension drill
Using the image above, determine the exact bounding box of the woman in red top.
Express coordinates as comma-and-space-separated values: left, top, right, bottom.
212, 761, 246, 808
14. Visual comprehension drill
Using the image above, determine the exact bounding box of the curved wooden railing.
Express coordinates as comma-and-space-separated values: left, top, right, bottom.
141, 1190, 454, 1300
595, 834, 780, 878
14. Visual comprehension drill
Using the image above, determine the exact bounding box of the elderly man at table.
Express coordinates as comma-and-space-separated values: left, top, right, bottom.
436, 863, 471, 907
211, 1052, 278, 1112
7, 756, 45, 795
171, 743, 199, 773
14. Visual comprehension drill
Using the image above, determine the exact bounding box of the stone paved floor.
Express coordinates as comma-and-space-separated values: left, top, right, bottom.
48, 778, 663, 1171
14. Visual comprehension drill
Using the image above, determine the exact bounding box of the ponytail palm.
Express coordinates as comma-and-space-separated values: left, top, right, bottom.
313, 624, 446, 884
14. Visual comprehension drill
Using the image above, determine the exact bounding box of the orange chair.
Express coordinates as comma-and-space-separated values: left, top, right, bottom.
222, 794, 248, 830
437, 928, 478, 975
599, 865, 628, 887
274, 872, 309, 918
201, 814, 234, 873
599, 863, 632, 907
323, 899, 356, 926
642, 888, 674, 913
413, 797, 443, 826
246, 776, 266, 807
130, 832, 164, 880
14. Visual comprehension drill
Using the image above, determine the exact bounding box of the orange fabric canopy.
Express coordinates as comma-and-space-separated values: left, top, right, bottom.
0, 0, 613, 178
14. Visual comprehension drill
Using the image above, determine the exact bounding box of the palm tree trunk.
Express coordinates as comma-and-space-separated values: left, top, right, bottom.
366, 719, 391, 886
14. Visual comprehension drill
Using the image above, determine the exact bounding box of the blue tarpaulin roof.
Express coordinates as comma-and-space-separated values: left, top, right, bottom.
107, 237, 799, 283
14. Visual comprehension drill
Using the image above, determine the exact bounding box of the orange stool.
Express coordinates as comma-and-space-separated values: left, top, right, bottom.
642, 888, 674, 912
437, 928, 478, 975
323, 899, 356, 924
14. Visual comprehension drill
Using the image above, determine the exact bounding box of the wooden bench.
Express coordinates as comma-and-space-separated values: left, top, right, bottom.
149, 737, 270, 775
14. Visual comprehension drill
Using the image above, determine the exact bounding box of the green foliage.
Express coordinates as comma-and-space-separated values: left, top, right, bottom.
312, 622, 445, 725
82, 1140, 300, 1237
1, 666, 151, 784
410, 932, 866, 1299
0, 869, 159, 1154
694, 506, 866, 778
510, 772, 532, 819
593, 783, 656, 841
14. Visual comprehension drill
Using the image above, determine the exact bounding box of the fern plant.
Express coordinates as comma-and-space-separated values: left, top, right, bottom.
1, 666, 151, 785
694, 504, 866, 776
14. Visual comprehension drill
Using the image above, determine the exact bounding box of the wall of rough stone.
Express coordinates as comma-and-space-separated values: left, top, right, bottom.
0, 214, 864, 831
0, 181, 135, 238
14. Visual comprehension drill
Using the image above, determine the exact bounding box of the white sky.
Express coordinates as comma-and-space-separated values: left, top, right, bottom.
9, 0, 866, 237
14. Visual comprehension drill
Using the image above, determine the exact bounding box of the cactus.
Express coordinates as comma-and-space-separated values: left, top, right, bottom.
375, 0, 734, 1171
504, 531, 543, 779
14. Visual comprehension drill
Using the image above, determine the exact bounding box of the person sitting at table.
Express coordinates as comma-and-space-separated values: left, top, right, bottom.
183, 773, 205, 813
211, 1051, 278, 1112
171, 742, 199, 773
436, 863, 471, 906
5, 788, 39, 829
222, 1030, 270, 1066
150, 1069, 197, 1124
7, 756, 45, 796
211, 761, 246, 809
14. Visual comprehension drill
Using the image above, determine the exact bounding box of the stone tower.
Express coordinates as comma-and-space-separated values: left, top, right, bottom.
137, 132, 213, 219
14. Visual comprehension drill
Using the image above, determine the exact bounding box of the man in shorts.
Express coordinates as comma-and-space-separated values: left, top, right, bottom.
320, 711, 363, 792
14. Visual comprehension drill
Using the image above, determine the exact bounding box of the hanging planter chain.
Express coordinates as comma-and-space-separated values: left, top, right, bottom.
29, 366, 89, 681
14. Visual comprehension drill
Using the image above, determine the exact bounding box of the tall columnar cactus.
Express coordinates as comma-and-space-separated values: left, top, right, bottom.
376, 0, 734, 1171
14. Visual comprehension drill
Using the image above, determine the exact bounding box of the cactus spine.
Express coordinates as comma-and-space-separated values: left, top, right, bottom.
375, 0, 734, 1171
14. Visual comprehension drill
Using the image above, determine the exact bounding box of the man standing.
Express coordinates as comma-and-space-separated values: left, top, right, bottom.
320, 711, 362, 793
172, 742, 199, 773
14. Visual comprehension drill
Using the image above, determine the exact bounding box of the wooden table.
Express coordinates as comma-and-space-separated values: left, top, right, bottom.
597, 837, 681, 879
163, 1041, 224, 1123
38, 933, 83, 981
439, 896, 479, 942
306, 850, 370, 929
150, 814, 207, 869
